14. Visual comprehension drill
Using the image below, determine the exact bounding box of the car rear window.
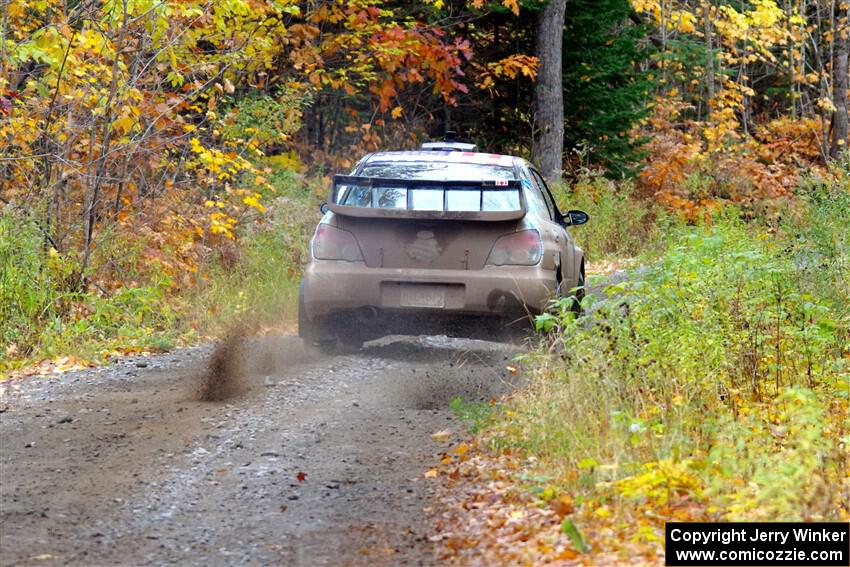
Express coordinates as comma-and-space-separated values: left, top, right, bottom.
349, 161, 520, 212
359, 162, 515, 182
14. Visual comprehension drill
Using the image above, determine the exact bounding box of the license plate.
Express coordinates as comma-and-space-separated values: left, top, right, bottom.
400, 285, 446, 308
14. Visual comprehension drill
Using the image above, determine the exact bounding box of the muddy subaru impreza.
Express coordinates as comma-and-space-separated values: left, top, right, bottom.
299, 140, 588, 350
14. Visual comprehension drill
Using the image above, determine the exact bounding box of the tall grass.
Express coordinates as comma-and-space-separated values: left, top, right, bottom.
498, 178, 849, 521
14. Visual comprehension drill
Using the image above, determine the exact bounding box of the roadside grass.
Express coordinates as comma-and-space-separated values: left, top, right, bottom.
550, 173, 659, 262
0, 213, 181, 366
449, 396, 497, 434
486, 177, 849, 540
188, 192, 316, 336
0, 171, 318, 376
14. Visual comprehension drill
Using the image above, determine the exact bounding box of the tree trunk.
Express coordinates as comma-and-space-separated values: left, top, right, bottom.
531, 0, 566, 181
830, 5, 849, 159
704, 0, 715, 115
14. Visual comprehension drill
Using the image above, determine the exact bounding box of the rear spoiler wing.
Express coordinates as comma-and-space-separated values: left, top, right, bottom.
328, 175, 527, 221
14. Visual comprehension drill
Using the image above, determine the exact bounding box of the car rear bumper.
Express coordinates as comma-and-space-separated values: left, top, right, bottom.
302, 260, 557, 321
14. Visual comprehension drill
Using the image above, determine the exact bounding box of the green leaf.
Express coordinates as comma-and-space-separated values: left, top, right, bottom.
534, 312, 557, 333
561, 518, 590, 553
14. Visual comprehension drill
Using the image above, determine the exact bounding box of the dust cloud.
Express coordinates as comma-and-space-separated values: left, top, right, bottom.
196, 327, 249, 402
195, 320, 320, 402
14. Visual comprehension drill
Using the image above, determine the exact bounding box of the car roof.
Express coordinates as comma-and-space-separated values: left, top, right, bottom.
363, 150, 517, 169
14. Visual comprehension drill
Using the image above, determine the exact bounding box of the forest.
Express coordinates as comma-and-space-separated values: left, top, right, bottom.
1, 0, 848, 561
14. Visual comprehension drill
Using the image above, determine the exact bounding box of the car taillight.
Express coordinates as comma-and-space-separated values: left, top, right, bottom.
486, 229, 543, 266
312, 224, 364, 262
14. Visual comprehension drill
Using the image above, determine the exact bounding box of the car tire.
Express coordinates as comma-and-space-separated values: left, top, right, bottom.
571, 265, 586, 315
554, 264, 585, 315
300, 289, 360, 353
298, 281, 316, 342
299, 281, 336, 353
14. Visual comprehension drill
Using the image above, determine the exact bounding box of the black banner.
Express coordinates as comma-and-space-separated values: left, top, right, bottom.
665, 522, 849, 566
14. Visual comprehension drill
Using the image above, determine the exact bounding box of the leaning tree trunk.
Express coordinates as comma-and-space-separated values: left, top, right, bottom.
531, 0, 566, 181
830, 5, 849, 159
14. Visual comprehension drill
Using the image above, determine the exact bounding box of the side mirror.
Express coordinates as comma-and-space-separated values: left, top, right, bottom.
319, 201, 329, 215
564, 210, 589, 226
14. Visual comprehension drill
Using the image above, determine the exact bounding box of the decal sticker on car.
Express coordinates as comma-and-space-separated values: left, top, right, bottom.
406, 230, 441, 262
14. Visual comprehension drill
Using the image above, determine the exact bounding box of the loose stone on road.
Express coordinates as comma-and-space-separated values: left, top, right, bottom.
0, 334, 521, 566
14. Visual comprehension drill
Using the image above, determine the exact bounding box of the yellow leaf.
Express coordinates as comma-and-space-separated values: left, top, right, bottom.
453, 442, 469, 456
502, 0, 519, 15
243, 195, 266, 213
424, 469, 438, 478
112, 116, 134, 134
391, 106, 403, 119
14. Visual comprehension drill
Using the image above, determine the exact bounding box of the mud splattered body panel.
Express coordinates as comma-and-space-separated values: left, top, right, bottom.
335, 216, 522, 271
300, 150, 585, 342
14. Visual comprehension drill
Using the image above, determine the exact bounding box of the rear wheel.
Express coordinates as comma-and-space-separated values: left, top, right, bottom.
299, 290, 363, 353
298, 281, 314, 342
299, 281, 336, 352
571, 265, 586, 315
555, 265, 585, 315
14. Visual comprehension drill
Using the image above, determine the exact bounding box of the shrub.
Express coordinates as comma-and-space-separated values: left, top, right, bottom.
498, 189, 849, 521
1, 168, 321, 373
550, 173, 657, 261
0, 209, 180, 367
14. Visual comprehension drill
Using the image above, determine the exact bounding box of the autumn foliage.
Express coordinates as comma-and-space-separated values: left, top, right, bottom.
0, 0, 529, 367
2, 0, 850, 561
630, 0, 849, 218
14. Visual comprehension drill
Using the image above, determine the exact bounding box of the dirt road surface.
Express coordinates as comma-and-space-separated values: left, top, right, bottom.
1, 335, 522, 566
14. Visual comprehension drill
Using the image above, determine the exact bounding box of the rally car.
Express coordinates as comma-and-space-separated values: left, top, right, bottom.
299, 139, 588, 350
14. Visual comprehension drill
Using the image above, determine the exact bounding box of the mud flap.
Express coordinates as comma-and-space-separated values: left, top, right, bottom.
299, 281, 330, 342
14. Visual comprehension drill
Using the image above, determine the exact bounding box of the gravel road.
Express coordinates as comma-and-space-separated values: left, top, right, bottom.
1, 334, 522, 566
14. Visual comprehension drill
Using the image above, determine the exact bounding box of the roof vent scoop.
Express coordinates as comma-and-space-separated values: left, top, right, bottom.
420, 131, 478, 152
